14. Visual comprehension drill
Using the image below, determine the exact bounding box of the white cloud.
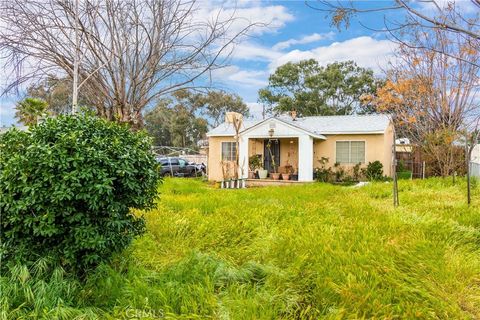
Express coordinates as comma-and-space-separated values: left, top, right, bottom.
197, 3, 294, 37
269, 36, 396, 73
213, 36, 396, 94
272, 32, 335, 50
417, 0, 478, 14
212, 66, 268, 87
229, 42, 282, 61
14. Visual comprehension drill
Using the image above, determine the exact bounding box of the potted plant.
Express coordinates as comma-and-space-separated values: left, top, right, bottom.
282, 164, 293, 181
250, 154, 267, 179
291, 162, 298, 181
266, 140, 280, 180
257, 167, 268, 179
249, 155, 262, 179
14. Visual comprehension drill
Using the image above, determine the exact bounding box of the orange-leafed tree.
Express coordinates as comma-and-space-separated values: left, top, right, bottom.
364, 27, 479, 177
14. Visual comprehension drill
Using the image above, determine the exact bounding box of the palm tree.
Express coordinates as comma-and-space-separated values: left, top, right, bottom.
15, 98, 49, 125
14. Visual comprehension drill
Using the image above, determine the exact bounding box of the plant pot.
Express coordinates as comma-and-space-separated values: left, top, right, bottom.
271, 172, 281, 180
257, 169, 268, 179
291, 174, 298, 181
248, 171, 255, 179
281, 173, 290, 181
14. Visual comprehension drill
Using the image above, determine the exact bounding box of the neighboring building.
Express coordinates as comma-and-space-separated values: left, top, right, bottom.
471, 144, 480, 177
206, 113, 394, 182
395, 137, 413, 153
471, 144, 480, 164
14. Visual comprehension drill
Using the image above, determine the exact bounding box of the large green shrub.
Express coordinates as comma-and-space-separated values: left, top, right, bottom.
0, 114, 161, 274
365, 161, 384, 181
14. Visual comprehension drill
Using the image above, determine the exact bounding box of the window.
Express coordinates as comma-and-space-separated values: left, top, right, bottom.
336, 141, 365, 164
178, 159, 187, 167
169, 158, 179, 165
222, 142, 237, 161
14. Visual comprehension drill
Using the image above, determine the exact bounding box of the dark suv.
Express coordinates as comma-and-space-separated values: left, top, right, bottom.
158, 157, 203, 177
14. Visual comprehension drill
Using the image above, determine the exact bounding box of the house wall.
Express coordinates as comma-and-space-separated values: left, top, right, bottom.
208, 136, 235, 181
472, 144, 480, 164
313, 126, 394, 177
208, 123, 394, 181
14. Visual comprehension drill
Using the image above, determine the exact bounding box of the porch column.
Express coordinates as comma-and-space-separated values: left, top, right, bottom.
238, 136, 249, 179
298, 135, 313, 181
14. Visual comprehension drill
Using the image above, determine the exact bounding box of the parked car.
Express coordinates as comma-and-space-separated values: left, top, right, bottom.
157, 157, 204, 177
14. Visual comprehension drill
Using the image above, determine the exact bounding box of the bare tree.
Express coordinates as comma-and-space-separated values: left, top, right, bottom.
309, 0, 480, 67
0, 0, 259, 127
364, 27, 479, 177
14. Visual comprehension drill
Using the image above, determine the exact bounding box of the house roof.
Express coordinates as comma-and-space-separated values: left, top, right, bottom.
207, 120, 261, 136
207, 114, 391, 137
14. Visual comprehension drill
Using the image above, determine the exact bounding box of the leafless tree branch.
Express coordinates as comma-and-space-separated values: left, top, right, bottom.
0, 0, 262, 127
309, 0, 480, 67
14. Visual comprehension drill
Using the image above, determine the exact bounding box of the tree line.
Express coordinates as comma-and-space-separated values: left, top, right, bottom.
14, 79, 250, 150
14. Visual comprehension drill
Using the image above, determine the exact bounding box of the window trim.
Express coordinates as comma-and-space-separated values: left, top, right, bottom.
221, 141, 237, 162
334, 140, 366, 164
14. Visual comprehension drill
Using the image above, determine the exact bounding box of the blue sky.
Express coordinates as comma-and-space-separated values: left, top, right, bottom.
208, 0, 402, 119
0, 1, 406, 126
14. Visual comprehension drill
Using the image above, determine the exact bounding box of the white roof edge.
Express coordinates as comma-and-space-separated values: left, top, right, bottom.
321, 130, 386, 135
206, 133, 235, 137
207, 130, 384, 137
240, 117, 327, 140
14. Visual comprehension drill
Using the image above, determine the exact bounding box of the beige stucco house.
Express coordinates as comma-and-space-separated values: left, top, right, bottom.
206, 113, 394, 182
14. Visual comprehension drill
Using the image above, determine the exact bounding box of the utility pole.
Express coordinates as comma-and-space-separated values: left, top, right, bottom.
72, 0, 79, 114
393, 129, 399, 207
467, 140, 471, 206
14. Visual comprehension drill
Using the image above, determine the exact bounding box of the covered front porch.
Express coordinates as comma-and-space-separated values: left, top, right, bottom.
239, 135, 315, 181
239, 119, 324, 181
237, 117, 324, 182
246, 137, 300, 180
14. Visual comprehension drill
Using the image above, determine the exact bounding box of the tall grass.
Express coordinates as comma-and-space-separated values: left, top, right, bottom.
2, 178, 480, 319
0, 258, 101, 319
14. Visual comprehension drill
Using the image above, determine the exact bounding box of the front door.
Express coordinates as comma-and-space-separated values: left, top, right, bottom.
264, 139, 280, 173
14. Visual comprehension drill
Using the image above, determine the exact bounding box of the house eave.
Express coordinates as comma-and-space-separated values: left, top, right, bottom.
239, 117, 327, 140
321, 130, 385, 135
206, 133, 235, 137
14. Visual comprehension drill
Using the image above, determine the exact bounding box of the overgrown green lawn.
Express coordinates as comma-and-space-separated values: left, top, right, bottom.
3, 178, 480, 319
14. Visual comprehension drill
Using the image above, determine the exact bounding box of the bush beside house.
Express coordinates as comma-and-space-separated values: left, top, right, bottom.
315, 159, 385, 184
